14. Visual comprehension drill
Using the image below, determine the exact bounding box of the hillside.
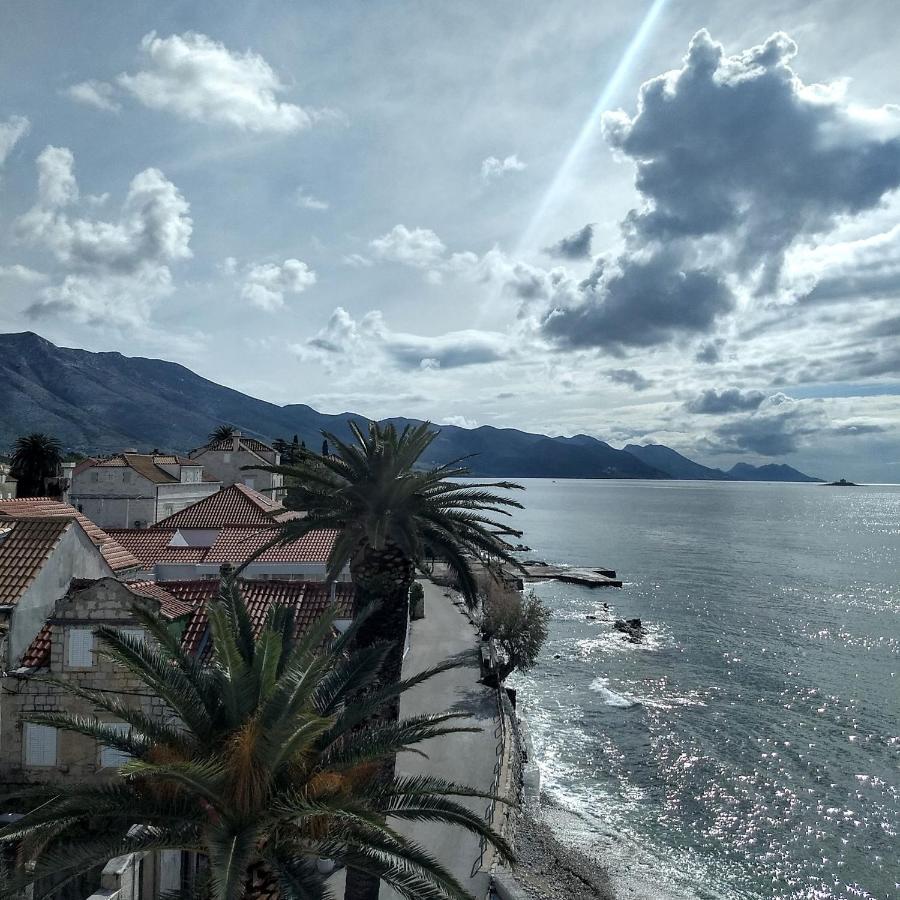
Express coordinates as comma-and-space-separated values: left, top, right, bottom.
0, 332, 823, 482
0, 332, 665, 479
625, 443, 732, 480
727, 463, 823, 483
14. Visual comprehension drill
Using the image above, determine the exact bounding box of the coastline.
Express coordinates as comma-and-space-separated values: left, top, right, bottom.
510, 797, 616, 900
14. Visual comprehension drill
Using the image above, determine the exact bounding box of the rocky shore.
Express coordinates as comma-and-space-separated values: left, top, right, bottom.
510, 798, 615, 900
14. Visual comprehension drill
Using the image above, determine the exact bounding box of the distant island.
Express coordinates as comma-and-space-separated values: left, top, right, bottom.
0, 332, 823, 483
824, 478, 858, 486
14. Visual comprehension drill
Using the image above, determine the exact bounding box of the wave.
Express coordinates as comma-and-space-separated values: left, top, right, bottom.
590, 676, 638, 708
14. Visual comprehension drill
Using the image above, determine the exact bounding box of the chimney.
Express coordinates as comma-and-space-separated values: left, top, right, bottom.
232, 431, 242, 452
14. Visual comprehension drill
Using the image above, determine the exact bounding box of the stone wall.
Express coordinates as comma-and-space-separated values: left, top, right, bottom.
0, 578, 171, 785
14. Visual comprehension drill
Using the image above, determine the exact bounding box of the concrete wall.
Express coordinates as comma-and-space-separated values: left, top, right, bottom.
71, 466, 220, 527
0, 579, 169, 786
155, 481, 220, 520
69, 467, 159, 528
189, 446, 283, 499
9, 524, 113, 666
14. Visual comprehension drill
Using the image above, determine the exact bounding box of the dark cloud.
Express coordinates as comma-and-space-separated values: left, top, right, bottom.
544, 224, 594, 260
687, 388, 766, 414
539, 29, 900, 351
542, 251, 733, 348
607, 368, 653, 391
710, 394, 823, 456
695, 339, 725, 364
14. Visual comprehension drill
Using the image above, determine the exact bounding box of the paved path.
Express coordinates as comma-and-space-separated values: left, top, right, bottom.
328, 579, 499, 899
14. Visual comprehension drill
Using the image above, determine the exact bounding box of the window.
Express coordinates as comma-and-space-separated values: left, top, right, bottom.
243, 476, 255, 489
123, 470, 132, 484
99, 722, 131, 768
119, 627, 144, 644
67, 627, 94, 668
91, 471, 99, 483
222, 452, 231, 463
24, 724, 57, 767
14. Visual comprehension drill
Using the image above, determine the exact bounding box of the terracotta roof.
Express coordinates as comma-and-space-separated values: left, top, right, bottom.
105, 529, 207, 567
0, 518, 73, 605
205, 528, 336, 563
19, 622, 52, 669
198, 437, 275, 454
126, 580, 197, 619
104, 526, 336, 568
173, 579, 355, 658
154, 484, 288, 528
80, 454, 218, 485
0, 498, 141, 572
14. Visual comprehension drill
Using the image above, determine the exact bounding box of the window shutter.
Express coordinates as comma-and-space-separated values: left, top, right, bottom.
67, 628, 94, 667
24, 724, 57, 766
119, 628, 144, 644
99, 722, 132, 768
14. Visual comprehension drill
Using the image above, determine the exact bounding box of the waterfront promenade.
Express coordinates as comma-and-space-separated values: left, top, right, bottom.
330, 578, 500, 898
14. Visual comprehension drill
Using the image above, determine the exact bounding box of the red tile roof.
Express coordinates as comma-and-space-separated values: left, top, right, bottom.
0, 518, 73, 605
197, 437, 275, 454
154, 484, 292, 528
19, 622, 52, 669
80, 454, 219, 484
126, 580, 197, 619
0, 498, 141, 572
172, 579, 355, 658
104, 526, 337, 569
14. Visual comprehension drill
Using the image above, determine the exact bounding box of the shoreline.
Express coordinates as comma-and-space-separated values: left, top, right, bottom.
509, 795, 616, 900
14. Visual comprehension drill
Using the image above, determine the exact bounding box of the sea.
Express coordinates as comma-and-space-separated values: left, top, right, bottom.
505, 479, 899, 900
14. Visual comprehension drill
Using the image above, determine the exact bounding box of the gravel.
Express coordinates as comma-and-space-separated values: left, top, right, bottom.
508, 799, 616, 900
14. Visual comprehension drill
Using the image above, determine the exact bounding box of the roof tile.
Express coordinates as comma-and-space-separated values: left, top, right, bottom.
154, 484, 291, 528
0, 498, 141, 572
0, 518, 73, 605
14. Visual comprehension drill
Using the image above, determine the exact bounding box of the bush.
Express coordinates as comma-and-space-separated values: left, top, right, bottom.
482, 586, 550, 683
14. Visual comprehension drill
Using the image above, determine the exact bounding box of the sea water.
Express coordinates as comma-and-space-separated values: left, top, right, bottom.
506, 480, 899, 900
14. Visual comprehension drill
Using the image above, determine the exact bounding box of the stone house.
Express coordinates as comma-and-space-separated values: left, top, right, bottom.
0, 577, 196, 899
69, 454, 221, 529
0, 517, 115, 671
189, 432, 283, 499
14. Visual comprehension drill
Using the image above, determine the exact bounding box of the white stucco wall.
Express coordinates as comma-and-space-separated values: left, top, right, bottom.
10, 524, 113, 665
189, 447, 282, 498
69, 467, 158, 528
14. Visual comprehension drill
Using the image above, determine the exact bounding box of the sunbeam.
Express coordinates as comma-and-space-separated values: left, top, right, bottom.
515, 0, 669, 256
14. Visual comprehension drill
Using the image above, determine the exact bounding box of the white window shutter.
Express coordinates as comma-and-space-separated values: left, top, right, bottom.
67, 628, 94, 667
99, 722, 132, 768
119, 628, 144, 644
25, 724, 57, 766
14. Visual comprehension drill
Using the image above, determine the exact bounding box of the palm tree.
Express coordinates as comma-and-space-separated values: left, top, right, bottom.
10, 432, 62, 497
0, 576, 512, 900
249, 421, 524, 900
210, 424, 237, 443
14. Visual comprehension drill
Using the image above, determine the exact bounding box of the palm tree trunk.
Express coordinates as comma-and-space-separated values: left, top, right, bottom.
343, 543, 414, 900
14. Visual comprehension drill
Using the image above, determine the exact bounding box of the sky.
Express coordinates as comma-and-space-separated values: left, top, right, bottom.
1, 0, 899, 482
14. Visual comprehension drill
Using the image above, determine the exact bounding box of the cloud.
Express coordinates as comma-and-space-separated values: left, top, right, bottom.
686, 388, 766, 414
342, 253, 374, 268
481, 154, 526, 182
541, 249, 734, 348
442, 415, 478, 429
17, 145, 192, 326
65, 80, 121, 112
370, 224, 446, 268
295, 187, 328, 210
539, 29, 900, 351
0, 116, 30, 168
708, 394, 825, 456
607, 368, 653, 391
695, 339, 725, 365
0, 264, 46, 284
116, 31, 336, 133
296, 306, 508, 370
240, 259, 316, 311
545, 224, 594, 260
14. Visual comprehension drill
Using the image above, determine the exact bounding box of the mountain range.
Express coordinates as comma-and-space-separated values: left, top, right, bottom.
0, 332, 822, 482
